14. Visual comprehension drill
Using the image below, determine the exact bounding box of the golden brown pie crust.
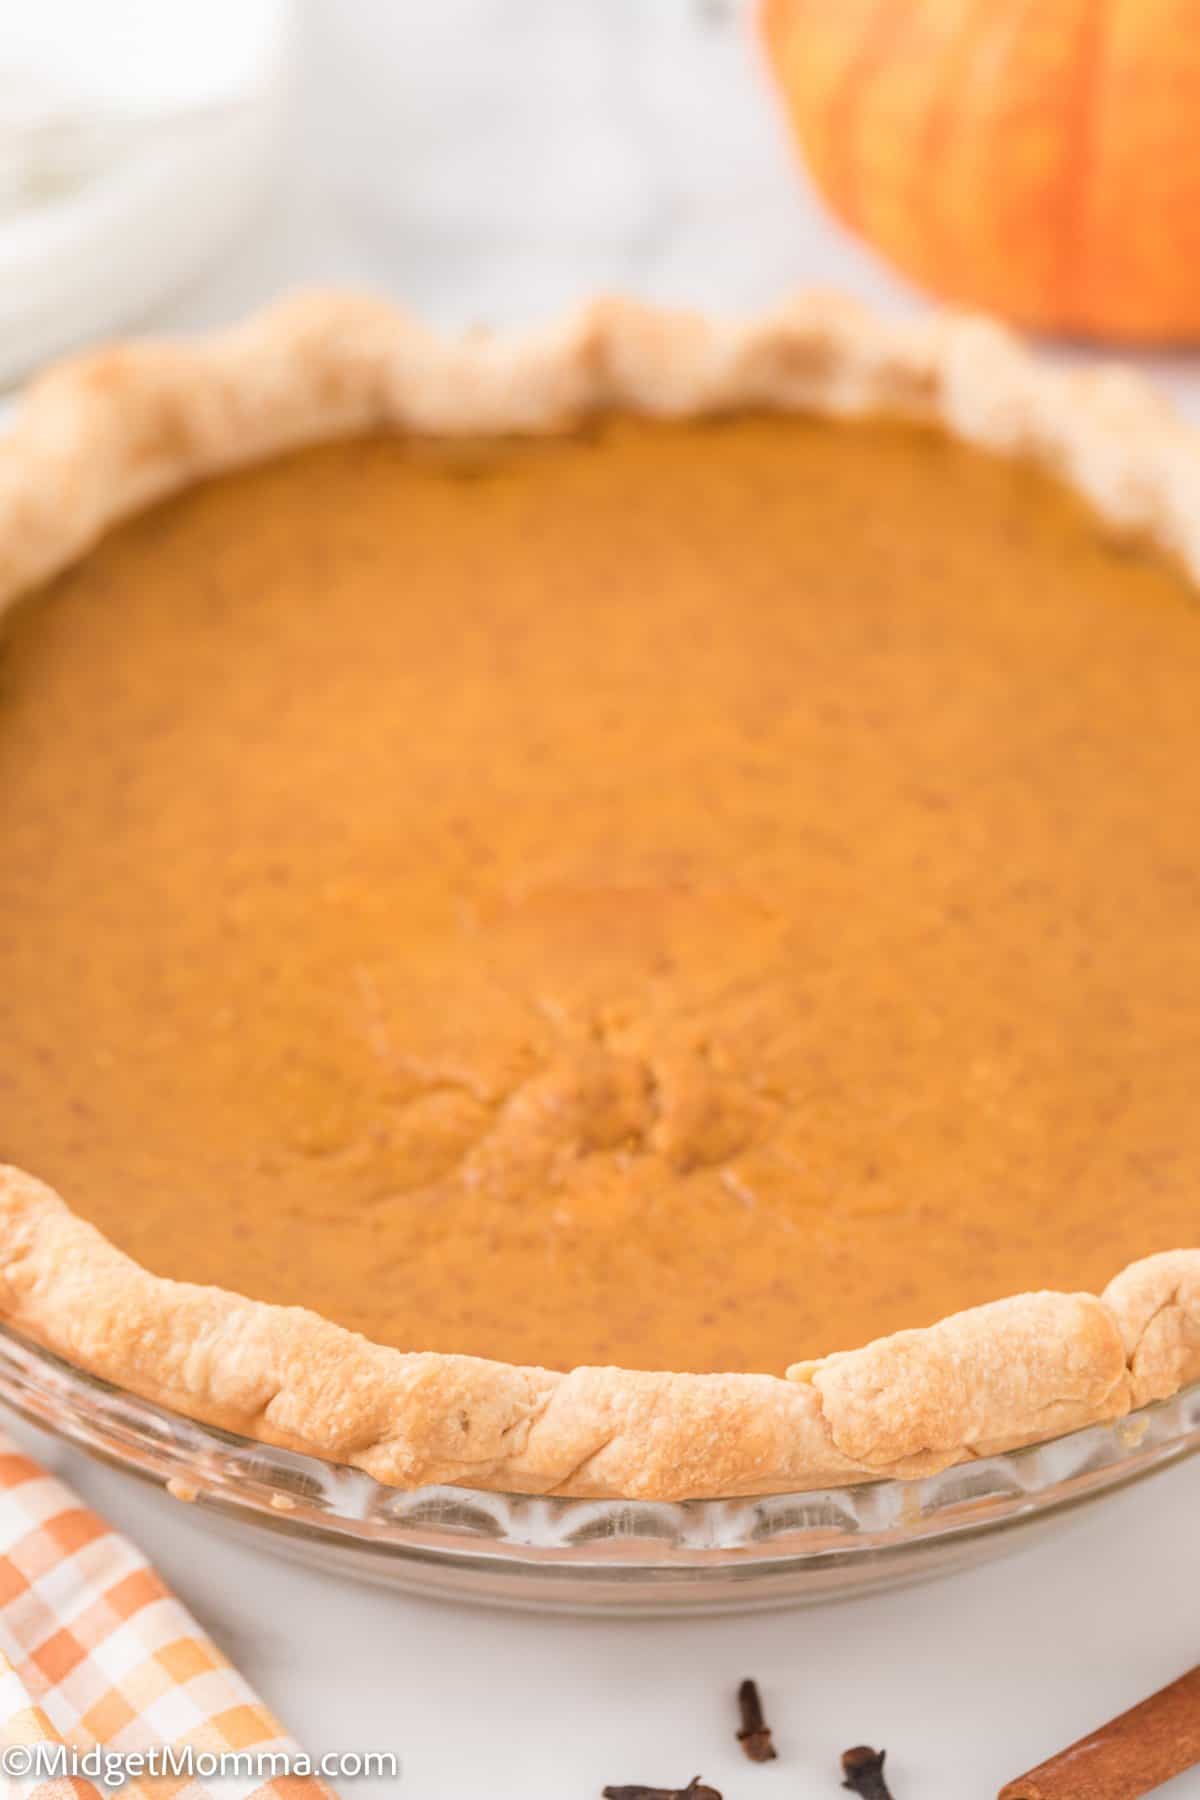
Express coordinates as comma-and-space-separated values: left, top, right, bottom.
0, 292, 1198, 1498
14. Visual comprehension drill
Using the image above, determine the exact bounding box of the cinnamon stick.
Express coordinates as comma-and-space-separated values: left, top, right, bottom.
999, 1665, 1200, 1800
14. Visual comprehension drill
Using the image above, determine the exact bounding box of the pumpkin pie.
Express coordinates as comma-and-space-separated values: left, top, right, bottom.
0, 294, 1197, 1499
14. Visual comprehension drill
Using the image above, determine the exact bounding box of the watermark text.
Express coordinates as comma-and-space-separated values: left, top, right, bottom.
1, 1743, 399, 1788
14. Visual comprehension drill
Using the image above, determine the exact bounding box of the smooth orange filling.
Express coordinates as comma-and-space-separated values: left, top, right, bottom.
1, 416, 1197, 1374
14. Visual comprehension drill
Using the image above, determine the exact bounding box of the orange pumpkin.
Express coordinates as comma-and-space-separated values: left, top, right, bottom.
761, 0, 1200, 343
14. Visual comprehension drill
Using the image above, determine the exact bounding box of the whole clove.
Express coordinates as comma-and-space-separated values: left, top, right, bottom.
736, 1678, 778, 1762
841, 1746, 895, 1800
603, 1783, 721, 1800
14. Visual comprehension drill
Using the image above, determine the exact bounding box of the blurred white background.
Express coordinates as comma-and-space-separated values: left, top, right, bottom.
5, 0, 1199, 407
2, 4, 1198, 1797
166, 0, 911, 330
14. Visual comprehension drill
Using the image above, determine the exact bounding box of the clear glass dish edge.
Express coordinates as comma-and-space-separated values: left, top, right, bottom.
1, 1322, 1196, 1611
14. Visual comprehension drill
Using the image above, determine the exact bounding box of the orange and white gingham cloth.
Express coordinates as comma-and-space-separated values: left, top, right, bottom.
0, 1429, 337, 1800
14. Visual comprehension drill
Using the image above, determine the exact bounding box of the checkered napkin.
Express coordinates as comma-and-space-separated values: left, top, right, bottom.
0, 1429, 337, 1800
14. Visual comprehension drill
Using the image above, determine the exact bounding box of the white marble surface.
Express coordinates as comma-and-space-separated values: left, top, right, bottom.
9, 1413, 1199, 1800
5, 3, 1200, 1796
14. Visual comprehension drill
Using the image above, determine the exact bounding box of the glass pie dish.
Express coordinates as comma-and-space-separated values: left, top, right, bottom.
0, 1321, 1196, 1615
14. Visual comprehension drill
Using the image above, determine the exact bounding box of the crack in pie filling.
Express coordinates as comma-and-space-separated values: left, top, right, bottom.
0, 295, 1197, 1498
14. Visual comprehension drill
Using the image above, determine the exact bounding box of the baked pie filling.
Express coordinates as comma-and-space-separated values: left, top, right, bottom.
2, 410, 1197, 1379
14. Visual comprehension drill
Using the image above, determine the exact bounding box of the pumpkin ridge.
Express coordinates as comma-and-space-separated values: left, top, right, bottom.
915, 0, 1003, 320
821, 0, 916, 238
1051, 0, 1109, 330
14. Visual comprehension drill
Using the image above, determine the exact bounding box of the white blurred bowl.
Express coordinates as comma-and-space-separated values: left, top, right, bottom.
0, 0, 292, 384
